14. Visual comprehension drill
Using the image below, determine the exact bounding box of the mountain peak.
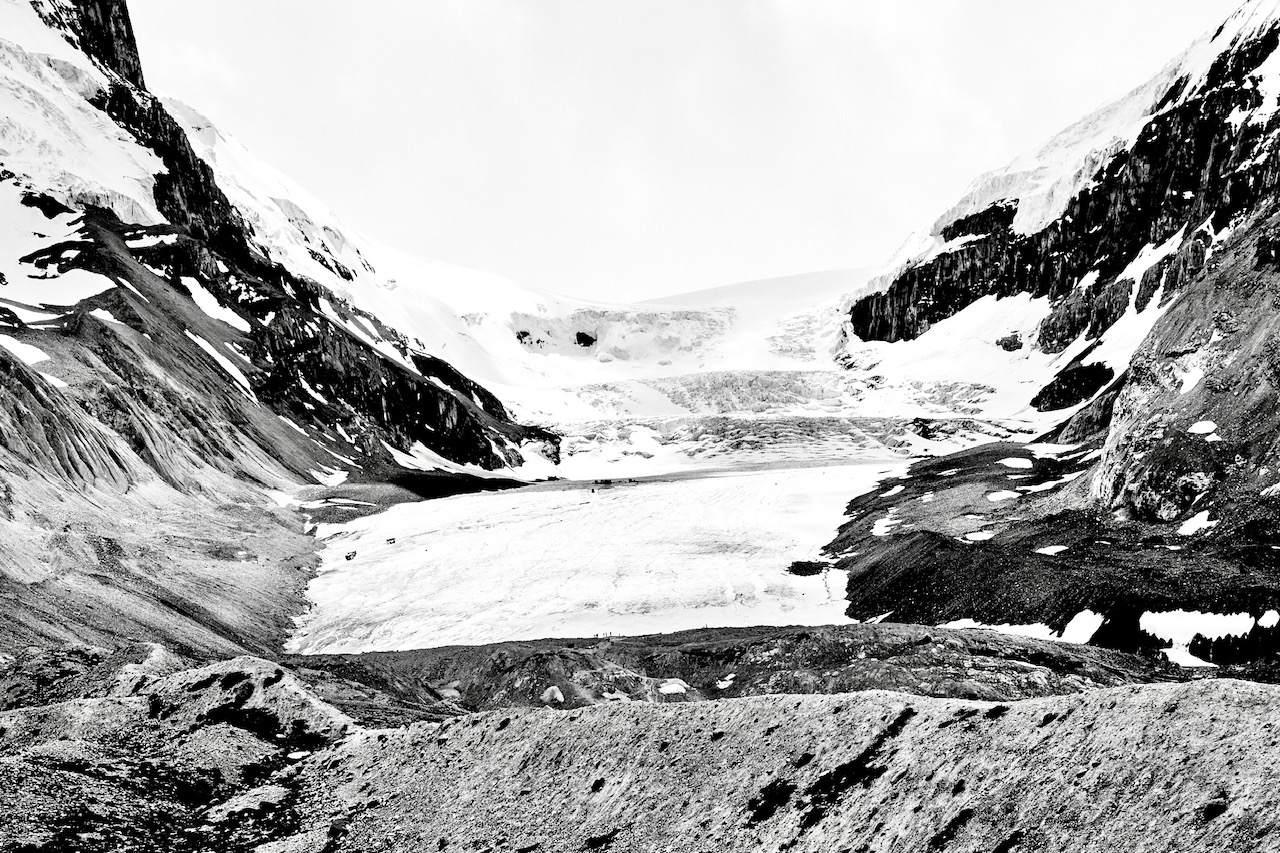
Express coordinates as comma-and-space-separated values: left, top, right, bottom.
34, 0, 145, 88
74, 0, 145, 87
1218, 0, 1280, 42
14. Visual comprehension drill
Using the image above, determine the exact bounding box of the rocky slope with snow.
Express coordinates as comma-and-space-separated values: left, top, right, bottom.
0, 0, 561, 655
823, 0, 1280, 667
8, 0, 1280, 848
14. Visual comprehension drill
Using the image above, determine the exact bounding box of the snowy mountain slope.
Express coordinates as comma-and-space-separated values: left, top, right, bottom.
819, 0, 1280, 667
2, 0, 550, 475
823, 0, 1280, 442
835, 0, 1280, 442
862, 0, 1280, 294
160, 106, 1041, 476
0, 0, 567, 655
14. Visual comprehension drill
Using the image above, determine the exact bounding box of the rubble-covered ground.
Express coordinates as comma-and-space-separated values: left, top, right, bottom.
0, 637, 1268, 853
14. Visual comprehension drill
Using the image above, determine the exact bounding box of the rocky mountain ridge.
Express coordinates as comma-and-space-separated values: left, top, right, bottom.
821, 0, 1280, 667
0, 0, 555, 655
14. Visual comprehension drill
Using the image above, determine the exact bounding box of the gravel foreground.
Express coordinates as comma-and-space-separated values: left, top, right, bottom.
2, 644, 1272, 852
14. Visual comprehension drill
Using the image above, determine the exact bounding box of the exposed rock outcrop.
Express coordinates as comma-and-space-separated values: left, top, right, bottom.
67, 0, 145, 88
0, 649, 353, 852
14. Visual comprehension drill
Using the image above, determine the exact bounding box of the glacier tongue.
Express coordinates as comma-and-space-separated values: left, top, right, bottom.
287, 460, 907, 653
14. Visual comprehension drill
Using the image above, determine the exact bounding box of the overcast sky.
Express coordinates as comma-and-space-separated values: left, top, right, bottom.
128, 1, 1238, 301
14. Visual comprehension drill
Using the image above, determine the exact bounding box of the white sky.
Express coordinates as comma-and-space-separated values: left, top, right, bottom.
129, 1, 1239, 301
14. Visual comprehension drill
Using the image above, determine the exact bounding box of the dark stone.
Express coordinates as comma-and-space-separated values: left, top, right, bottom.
745, 779, 796, 825
992, 830, 1026, 853
927, 808, 975, 850
582, 828, 621, 850
797, 708, 916, 830
995, 333, 1022, 351
1031, 363, 1115, 411
19, 192, 74, 219
1199, 799, 1229, 822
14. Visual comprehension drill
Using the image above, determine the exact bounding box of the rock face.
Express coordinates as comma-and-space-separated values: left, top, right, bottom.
70, 0, 145, 88
35, 0, 145, 88
841, 1, 1280, 519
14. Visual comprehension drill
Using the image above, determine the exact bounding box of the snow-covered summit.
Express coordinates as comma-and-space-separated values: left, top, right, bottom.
872, 0, 1280, 291
829, 0, 1280, 444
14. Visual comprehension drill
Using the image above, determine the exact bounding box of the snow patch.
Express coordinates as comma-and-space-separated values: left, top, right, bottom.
1177, 511, 1219, 536
36, 370, 66, 388
1139, 609, 1257, 668
184, 330, 256, 402
182, 276, 251, 333
89, 309, 122, 325
0, 334, 49, 365
942, 609, 1101, 645
1034, 545, 1069, 556
125, 234, 177, 249
307, 467, 349, 487
1176, 364, 1205, 394
871, 509, 900, 537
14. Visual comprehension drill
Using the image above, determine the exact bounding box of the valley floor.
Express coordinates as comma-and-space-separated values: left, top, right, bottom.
286, 458, 905, 654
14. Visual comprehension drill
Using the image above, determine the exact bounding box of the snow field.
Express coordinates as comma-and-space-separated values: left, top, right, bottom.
942, 610, 1104, 646
1139, 609, 1263, 667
